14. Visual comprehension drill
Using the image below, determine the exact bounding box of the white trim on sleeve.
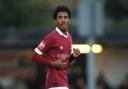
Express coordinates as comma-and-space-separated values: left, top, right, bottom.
34, 48, 43, 55
49, 87, 69, 89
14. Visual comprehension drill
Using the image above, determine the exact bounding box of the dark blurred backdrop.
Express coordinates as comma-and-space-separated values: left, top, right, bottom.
0, 0, 128, 89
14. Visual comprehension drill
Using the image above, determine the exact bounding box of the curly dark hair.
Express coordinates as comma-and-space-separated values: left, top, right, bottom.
53, 5, 71, 20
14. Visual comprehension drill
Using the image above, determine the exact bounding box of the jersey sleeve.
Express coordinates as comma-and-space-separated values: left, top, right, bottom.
32, 51, 51, 65
32, 34, 53, 66
34, 35, 52, 55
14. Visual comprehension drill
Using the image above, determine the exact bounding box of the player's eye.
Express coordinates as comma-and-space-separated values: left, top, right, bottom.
64, 16, 69, 19
57, 16, 62, 19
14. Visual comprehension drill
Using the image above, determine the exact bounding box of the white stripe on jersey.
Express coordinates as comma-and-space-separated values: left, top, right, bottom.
34, 48, 43, 55
49, 87, 69, 89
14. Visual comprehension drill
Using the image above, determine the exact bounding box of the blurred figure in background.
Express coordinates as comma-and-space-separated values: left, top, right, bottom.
0, 84, 3, 89
74, 76, 87, 89
32, 5, 80, 89
118, 74, 128, 89
13, 77, 28, 89
97, 72, 112, 89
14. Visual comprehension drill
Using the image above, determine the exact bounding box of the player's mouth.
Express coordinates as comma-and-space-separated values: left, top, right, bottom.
62, 25, 67, 27
61, 23, 68, 26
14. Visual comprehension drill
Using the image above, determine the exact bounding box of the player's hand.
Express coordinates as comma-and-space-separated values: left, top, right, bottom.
72, 48, 80, 57
50, 59, 66, 69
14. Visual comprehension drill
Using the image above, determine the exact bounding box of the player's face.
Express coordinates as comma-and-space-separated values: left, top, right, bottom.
55, 12, 70, 31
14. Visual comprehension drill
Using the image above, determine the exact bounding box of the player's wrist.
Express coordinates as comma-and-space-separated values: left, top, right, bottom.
69, 54, 78, 62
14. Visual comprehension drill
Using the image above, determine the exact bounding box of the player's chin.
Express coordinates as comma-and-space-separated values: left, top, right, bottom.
61, 26, 68, 30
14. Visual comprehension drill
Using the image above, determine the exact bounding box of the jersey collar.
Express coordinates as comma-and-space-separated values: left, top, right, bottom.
55, 27, 68, 38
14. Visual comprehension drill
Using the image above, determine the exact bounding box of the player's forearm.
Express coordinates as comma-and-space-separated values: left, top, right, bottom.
32, 51, 51, 66
69, 48, 80, 63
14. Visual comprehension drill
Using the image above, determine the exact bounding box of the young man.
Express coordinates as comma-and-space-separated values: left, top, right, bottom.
32, 5, 80, 89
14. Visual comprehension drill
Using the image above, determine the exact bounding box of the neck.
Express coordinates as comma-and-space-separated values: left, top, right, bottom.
61, 29, 68, 35
58, 27, 68, 35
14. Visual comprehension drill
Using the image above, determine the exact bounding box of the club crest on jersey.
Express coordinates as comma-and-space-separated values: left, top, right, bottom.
60, 46, 63, 49
38, 41, 46, 49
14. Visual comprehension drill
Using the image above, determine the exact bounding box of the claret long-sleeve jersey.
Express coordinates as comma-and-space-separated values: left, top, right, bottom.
32, 27, 73, 89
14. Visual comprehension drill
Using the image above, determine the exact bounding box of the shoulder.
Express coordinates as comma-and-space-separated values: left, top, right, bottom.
68, 32, 73, 39
43, 30, 58, 40
68, 32, 72, 36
